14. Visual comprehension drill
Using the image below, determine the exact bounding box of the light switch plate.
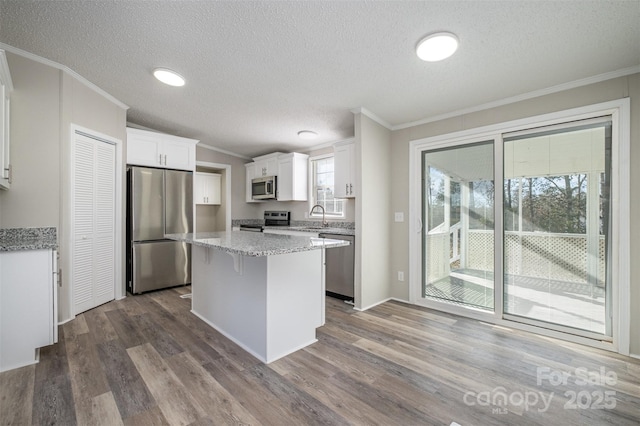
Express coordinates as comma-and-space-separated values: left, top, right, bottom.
394, 212, 404, 222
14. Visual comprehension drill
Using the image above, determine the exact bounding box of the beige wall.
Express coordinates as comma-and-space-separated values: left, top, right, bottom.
0, 53, 60, 228
389, 73, 640, 355
61, 71, 127, 322
0, 51, 127, 322
356, 113, 392, 309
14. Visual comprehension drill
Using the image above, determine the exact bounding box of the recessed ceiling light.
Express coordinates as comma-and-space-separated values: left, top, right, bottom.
298, 130, 318, 140
416, 32, 459, 62
153, 68, 185, 87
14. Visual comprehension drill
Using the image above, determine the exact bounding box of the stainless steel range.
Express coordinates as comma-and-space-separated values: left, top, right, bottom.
239, 211, 290, 232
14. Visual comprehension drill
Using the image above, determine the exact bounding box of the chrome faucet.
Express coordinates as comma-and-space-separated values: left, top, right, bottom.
310, 204, 328, 227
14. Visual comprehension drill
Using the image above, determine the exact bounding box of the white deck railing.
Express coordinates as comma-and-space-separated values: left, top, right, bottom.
427, 227, 605, 286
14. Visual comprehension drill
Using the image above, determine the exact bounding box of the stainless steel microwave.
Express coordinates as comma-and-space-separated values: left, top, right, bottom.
252, 176, 277, 200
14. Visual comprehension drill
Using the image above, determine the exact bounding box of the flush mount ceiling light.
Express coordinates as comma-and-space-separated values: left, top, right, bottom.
297, 130, 318, 140
416, 32, 459, 62
153, 68, 185, 87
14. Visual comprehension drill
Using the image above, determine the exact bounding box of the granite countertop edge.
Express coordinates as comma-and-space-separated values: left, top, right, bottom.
166, 232, 350, 257
0, 227, 58, 252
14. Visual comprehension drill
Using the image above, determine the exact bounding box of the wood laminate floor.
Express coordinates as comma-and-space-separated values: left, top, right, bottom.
1, 286, 639, 425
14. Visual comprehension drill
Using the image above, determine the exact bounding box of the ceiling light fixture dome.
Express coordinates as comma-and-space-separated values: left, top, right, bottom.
153, 68, 185, 87
416, 32, 459, 62
297, 130, 318, 140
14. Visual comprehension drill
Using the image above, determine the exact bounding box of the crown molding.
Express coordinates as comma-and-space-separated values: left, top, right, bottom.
197, 142, 251, 160
0, 42, 129, 110
351, 107, 392, 130
393, 65, 640, 131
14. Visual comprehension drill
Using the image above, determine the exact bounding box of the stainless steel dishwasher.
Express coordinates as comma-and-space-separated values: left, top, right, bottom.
319, 233, 355, 301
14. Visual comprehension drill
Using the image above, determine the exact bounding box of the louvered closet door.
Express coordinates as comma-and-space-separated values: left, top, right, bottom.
73, 132, 115, 314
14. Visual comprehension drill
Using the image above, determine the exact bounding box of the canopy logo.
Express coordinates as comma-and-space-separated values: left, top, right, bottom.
462, 366, 617, 415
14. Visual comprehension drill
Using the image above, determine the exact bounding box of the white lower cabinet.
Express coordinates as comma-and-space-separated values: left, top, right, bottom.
0, 249, 58, 372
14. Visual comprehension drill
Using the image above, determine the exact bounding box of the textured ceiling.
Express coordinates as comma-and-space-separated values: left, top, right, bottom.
1, 1, 639, 157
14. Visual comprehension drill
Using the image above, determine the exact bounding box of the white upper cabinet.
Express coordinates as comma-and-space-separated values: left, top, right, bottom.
334, 140, 355, 198
245, 152, 309, 202
195, 172, 221, 205
277, 152, 308, 201
0, 50, 13, 190
252, 152, 281, 177
126, 127, 198, 171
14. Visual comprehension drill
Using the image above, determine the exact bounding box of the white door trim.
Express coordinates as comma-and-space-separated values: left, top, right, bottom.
65, 124, 123, 321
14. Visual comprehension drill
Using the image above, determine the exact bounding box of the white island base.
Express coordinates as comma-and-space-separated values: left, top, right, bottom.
191, 244, 325, 363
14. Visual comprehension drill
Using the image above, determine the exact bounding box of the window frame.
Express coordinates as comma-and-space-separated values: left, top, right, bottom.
308, 153, 345, 219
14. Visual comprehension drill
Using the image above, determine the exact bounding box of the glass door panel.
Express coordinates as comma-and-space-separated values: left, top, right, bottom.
503, 123, 612, 336
422, 141, 494, 311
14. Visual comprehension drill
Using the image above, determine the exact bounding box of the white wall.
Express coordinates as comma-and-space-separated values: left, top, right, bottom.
356, 113, 392, 310
0, 53, 60, 228
389, 73, 640, 356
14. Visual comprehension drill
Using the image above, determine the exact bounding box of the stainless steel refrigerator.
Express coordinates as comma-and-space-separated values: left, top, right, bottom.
127, 166, 192, 294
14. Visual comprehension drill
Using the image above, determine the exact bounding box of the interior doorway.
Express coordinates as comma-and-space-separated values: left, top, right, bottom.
194, 161, 231, 233
70, 127, 122, 315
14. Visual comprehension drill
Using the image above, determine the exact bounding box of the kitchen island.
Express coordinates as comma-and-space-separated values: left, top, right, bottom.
165, 231, 350, 363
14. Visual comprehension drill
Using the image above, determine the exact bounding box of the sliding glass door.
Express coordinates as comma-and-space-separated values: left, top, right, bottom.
420, 119, 613, 340
503, 122, 612, 337
422, 141, 495, 311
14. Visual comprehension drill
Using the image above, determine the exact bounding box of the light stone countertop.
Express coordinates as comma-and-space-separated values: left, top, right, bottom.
165, 231, 350, 257
0, 227, 58, 252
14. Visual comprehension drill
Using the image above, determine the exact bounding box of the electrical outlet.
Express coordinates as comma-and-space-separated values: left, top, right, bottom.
397, 271, 404, 282
394, 212, 404, 222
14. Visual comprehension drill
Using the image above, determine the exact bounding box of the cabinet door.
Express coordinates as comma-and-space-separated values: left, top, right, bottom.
254, 156, 279, 177
0, 249, 55, 372
127, 133, 162, 167
163, 139, 194, 170
245, 163, 257, 202
194, 172, 207, 204
277, 156, 293, 201
0, 52, 12, 190
195, 172, 221, 205
254, 160, 270, 177
334, 143, 354, 198
265, 157, 279, 176
0, 86, 9, 189
206, 173, 221, 204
